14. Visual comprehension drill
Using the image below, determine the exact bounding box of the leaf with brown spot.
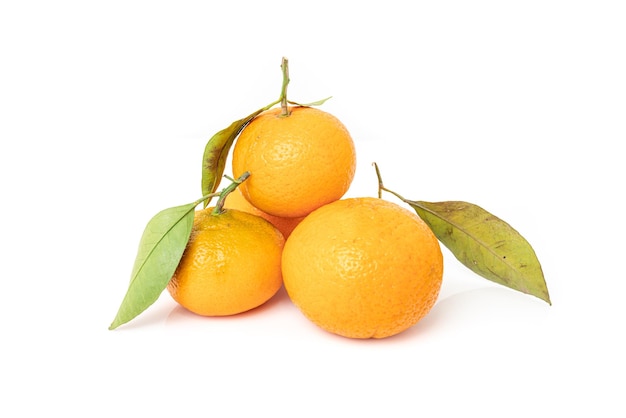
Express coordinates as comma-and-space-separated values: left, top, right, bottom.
200, 107, 269, 203
407, 200, 551, 304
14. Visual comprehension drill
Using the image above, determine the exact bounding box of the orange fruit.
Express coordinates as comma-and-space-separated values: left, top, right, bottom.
282, 197, 444, 339
232, 106, 356, 218
167, 207, 284, 316
224, 187, 304, 239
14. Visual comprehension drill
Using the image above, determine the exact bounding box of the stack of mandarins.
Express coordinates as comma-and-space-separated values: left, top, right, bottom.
168, 103, 444, 339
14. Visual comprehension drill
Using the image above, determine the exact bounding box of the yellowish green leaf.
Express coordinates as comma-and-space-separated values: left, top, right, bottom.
407, 200, 551, 305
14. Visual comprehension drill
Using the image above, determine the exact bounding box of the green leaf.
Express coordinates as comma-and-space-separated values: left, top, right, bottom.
407, 200, 551, 305
200, 106, 271, 203
109, 201, 197, 329
287, 96, 333, 107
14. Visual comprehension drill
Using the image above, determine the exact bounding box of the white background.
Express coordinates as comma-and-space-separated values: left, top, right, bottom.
1, 1, 624, 416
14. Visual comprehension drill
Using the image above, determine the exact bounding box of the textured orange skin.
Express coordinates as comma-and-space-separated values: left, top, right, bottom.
232, 106, 356, 218
282, 197, 444, 339
167, 208, 284, 316
223, 187, 304, 239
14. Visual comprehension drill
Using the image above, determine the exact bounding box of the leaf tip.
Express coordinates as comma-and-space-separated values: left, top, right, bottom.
534, 277, 552, 306
530, 285, 551, 306
543, 293, 552, 306
108, 318, 121, 330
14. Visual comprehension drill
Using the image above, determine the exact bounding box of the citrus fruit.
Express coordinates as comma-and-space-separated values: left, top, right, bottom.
167, 207, 284, 316
224, 187, 304, 239
232, 106, 356, 218
282, 197, 444, 339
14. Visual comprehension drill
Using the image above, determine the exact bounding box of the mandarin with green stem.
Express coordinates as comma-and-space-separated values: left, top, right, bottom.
232, 105, 356, 218
168, 177, 285, 316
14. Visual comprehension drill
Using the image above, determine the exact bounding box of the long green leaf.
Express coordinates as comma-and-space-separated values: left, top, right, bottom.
407, 200, 551, 304
109, 201, 197, 329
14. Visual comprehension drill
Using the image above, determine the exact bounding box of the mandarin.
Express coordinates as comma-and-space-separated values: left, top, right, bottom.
232, 106, 356, 218
167, 207, 284, 316
282, 197, 443, 339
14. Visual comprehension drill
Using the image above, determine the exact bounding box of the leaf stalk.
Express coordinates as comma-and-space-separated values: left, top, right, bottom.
212, 171, 251, 215
373, 162, 408, 202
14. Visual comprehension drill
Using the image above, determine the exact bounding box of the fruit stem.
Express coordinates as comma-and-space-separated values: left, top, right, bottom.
212, 171, 251, 215
373, 162, 385, 199
279, 57, 291, 117
373, 162, 409, 202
